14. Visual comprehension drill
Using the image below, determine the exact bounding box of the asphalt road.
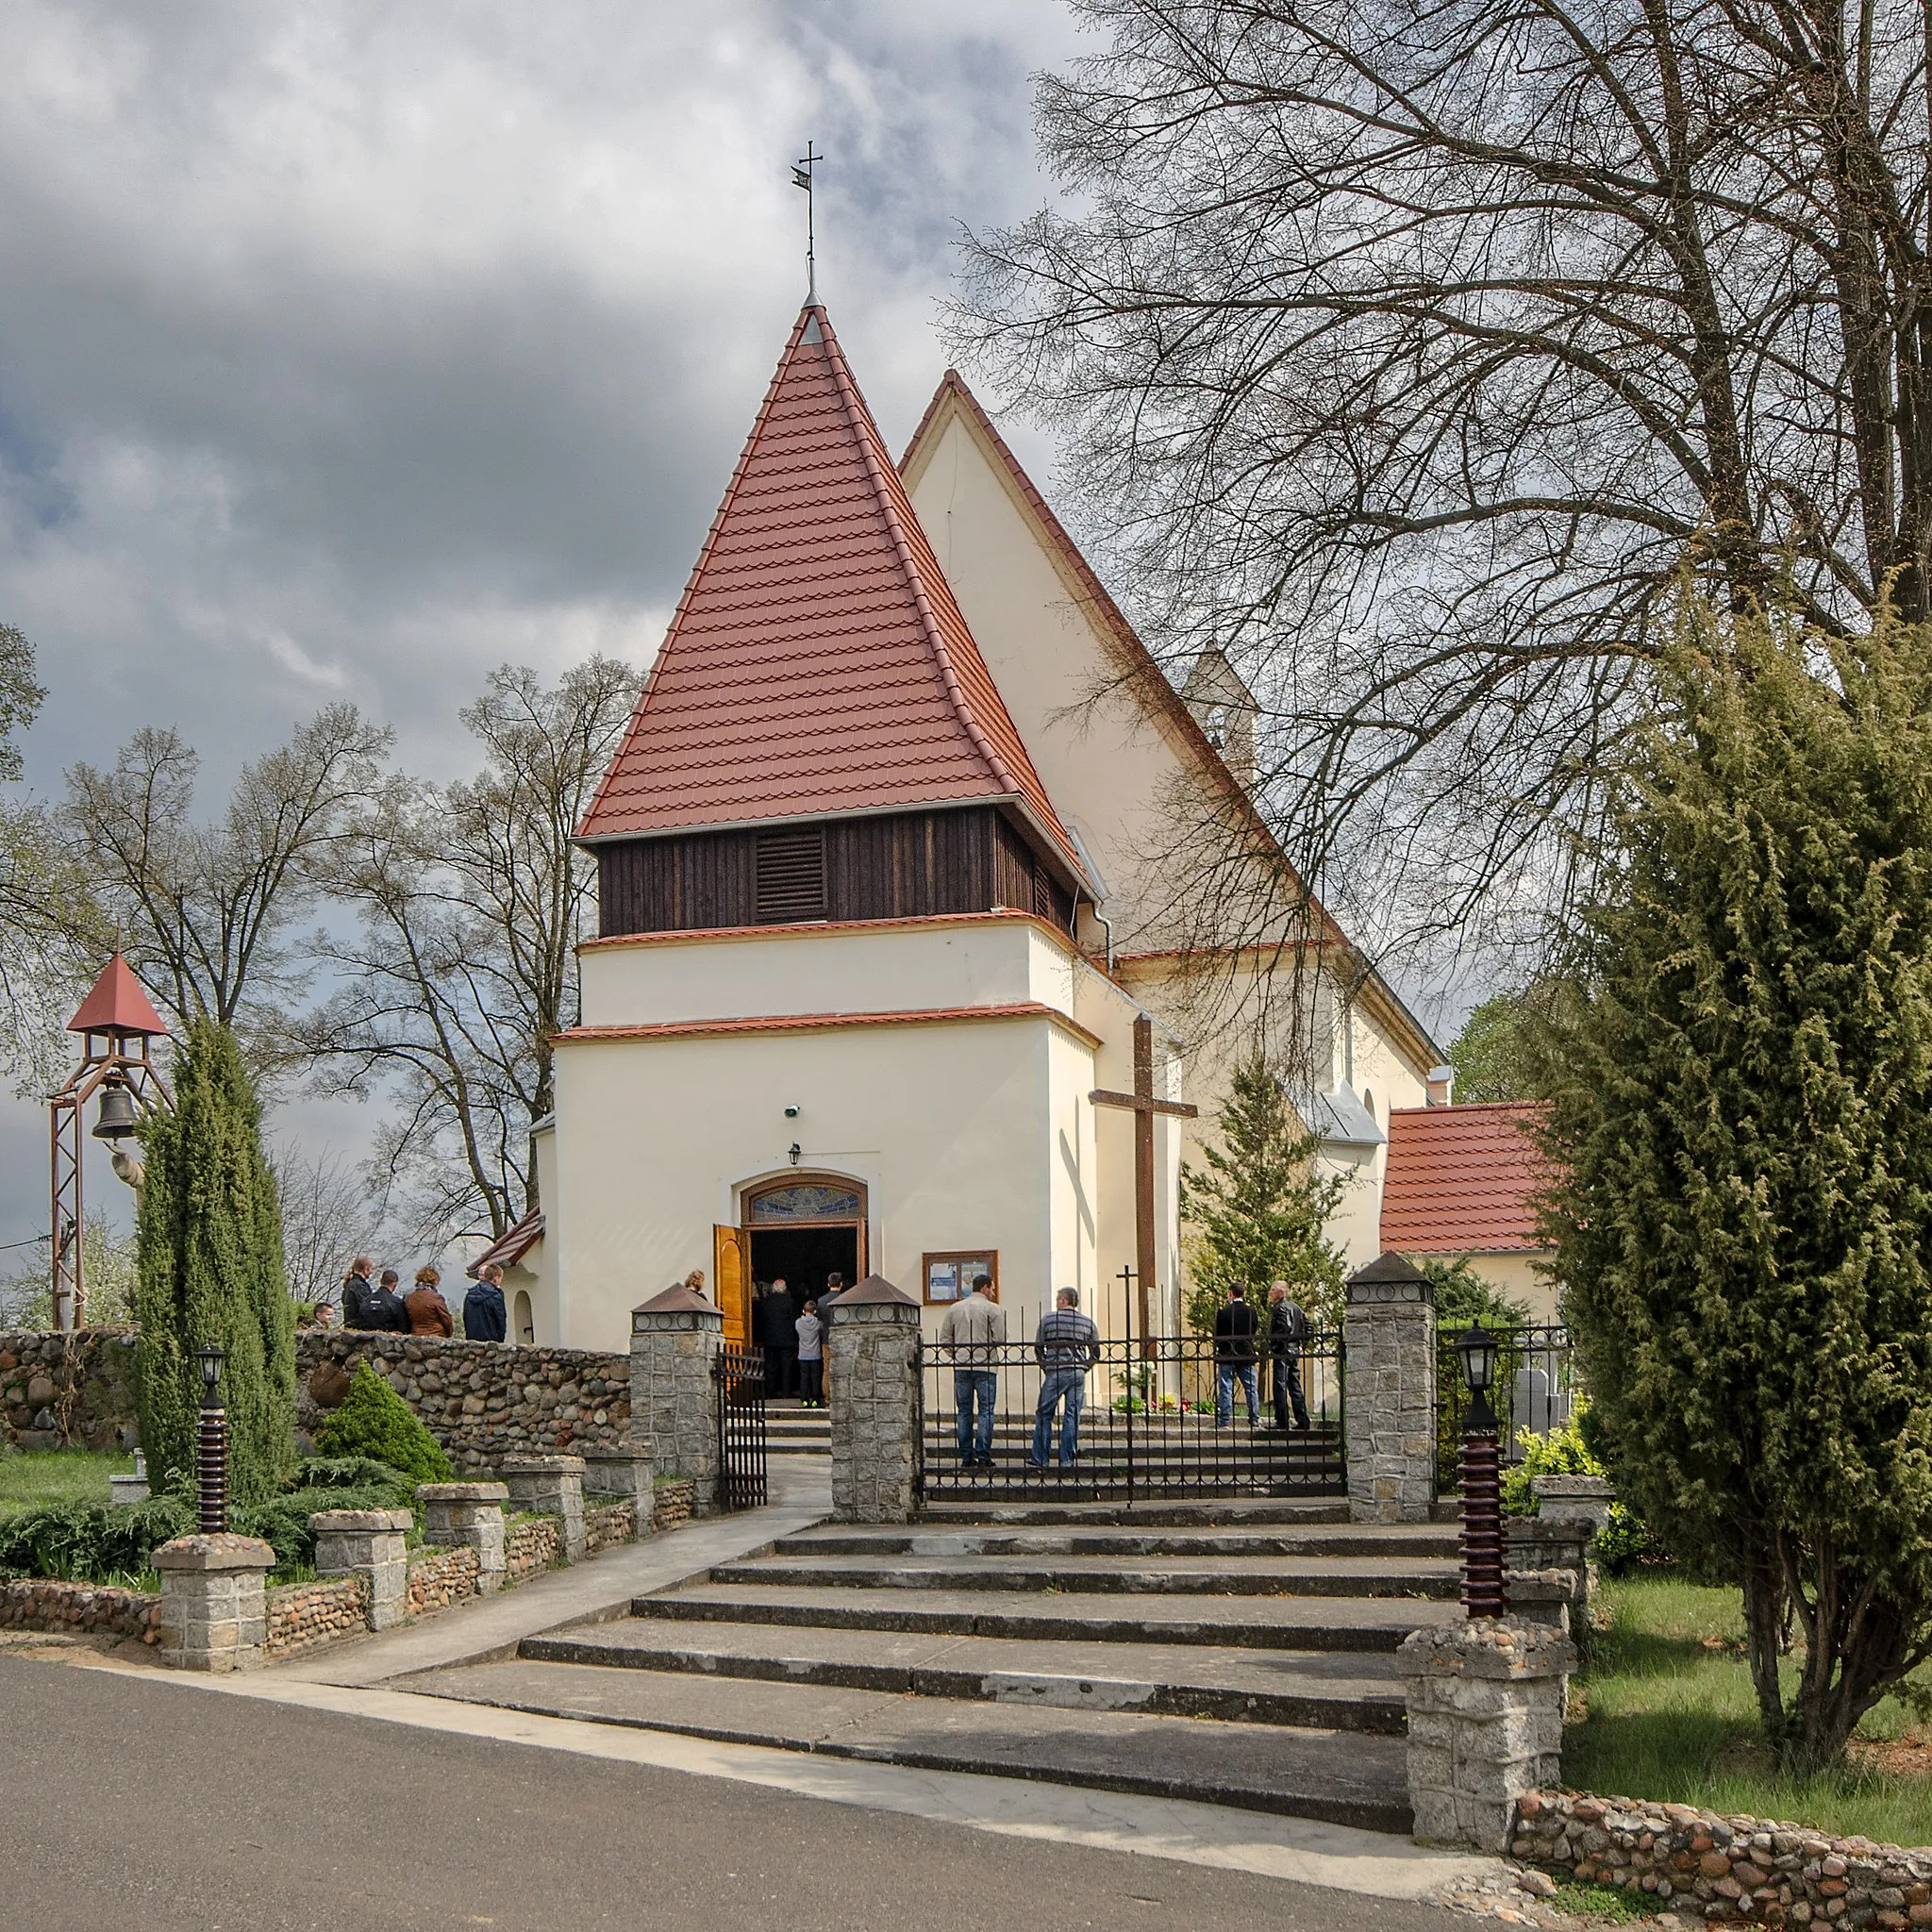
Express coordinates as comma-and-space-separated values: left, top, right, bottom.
0, 1655, 1476, 1932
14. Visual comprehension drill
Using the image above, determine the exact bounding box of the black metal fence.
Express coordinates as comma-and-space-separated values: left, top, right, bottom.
919, 1329, 1345, 1499
1434, 1324, 1575, 1491
713, 1344, 769, 1510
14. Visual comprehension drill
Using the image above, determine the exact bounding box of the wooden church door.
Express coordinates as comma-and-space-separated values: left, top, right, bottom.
714, 1224, 750, 1351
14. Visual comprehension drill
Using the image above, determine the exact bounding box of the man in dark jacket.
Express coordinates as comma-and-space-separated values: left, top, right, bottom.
1266, 1280, 1313, 1431
341, 1257, 379, 1329
464, 1262, 508, 1343
762, 1277, 799, 1396
1213, 1285, 1262, 1428
367, 1269, 410, 1333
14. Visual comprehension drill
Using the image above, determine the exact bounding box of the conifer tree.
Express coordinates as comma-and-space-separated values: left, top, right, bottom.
1540, 597, 1932, 1775
134, 1018, 296, 1505
1181, 1054, 1347, 1333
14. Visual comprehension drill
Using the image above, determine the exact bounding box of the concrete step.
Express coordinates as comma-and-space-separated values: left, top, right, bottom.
704, 1551, 1459, 1599
915, 1480, 1349, 1505
520, 1616, 1408, 1732
774, 1524, 1461, 1561
402, 1657, 1413, 1832
633, 1582, 1461, 1651
913, 1496, 1352, 1527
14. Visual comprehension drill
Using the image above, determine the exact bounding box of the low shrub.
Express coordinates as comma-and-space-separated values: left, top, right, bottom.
289, 1456, 418, 1507
1502, 1399, 1653, 1574
0, 1495, 192, 1583
311, 1364, 454, 1485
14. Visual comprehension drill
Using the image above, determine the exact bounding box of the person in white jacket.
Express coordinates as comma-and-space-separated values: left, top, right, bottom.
939, 1275, 1007, 1466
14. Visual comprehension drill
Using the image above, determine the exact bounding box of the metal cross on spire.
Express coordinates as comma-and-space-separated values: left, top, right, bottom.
791, 141, 821, 301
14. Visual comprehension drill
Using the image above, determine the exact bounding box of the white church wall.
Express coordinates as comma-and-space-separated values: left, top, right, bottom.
577, 914, 1076, 1030
547, 1011, 1099, 1351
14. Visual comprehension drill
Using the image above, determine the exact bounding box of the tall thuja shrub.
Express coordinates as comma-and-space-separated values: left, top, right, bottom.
1181, 1053, 1347, 1333
134, 1019, 296, 1504
1538, 597, 1932, 1775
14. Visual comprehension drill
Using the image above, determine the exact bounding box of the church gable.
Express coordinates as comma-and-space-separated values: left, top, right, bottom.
578, 307, 1084, 899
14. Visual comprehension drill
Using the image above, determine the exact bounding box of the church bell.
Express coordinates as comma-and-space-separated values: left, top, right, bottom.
92, 1080, 139, 1141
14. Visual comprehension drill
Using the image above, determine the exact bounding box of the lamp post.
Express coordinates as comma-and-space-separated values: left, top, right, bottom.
194, 1341, 228, 1535
1455, 1324, 1507, 1618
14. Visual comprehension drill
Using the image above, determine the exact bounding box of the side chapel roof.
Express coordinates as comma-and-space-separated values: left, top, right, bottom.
577, 306, 1086, 887
1379, 1101, 1552, 1256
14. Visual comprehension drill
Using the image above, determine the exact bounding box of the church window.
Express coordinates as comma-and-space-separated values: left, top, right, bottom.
748, 1182, 862, 1224
756, 826, 825, 923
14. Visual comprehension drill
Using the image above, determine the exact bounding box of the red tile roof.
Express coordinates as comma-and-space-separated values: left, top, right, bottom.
578, 307, 1084, 884
468, 1209, 544, 1277
1379, 1102, 1552, 1255
66, 954, 167, 1037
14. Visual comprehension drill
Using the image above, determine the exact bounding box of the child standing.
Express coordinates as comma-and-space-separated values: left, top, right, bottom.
795, 1299, 824, 1407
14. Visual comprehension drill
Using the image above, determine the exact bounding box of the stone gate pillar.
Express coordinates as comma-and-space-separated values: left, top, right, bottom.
630, 1284, 724, 1515
1343, 1251, 1438, 1524
826, 1274, 922, 1524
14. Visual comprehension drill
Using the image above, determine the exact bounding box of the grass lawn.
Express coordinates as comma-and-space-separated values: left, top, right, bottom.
0, 1447, 133, 1519
1570, 1574, 1932, 1846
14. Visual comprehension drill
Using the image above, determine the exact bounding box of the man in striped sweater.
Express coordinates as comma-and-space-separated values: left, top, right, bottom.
1029, 1287, 1100, 1469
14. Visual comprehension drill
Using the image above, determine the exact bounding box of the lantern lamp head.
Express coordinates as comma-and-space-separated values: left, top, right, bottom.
1456, 1325, 1500, 1394
194, 1341, 225, 1407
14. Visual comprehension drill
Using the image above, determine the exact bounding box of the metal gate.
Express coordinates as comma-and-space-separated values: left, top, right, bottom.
713, 1344, 768, 1509
1435, 1324, 1574, 1491
919, 1326, 1345, 1500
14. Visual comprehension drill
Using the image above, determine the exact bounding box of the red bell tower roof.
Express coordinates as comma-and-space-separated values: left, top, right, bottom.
66, 955, 168, 1038
577, 303, 1087, 887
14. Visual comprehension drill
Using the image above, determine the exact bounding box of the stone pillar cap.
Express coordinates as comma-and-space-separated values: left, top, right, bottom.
1346, 1251, 1433, 1296
825, 1274, 917, 1312
502, 1454, 586, 1474
308, 1507, 412, 1532
1397, 1620, 1576, 1677
582, 1447, 652, 1462
632, 1285, 718, 1317
415, 1481, 509, 1502
1530, 1474, 1613, 1496
152, 1533, 277, 1572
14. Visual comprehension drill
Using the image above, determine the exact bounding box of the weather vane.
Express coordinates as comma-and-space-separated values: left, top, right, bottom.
792, 141, 821, 301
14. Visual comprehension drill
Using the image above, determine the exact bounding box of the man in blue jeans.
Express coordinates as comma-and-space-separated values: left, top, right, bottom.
1031, 1287, 1100, 1468
1213, 1283, 1262, 1426
939, 1273, 1006, 1465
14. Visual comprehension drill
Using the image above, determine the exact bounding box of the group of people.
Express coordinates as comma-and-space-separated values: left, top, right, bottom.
934, 1275, 1317, 1470
748, 1273, 839, 1406
337, 1255, 510, 1342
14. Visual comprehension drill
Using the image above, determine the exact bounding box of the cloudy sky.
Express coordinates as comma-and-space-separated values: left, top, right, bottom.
0, 0, 1090, 1257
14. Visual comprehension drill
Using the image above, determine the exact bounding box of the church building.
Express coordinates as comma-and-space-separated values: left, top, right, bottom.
492, 302, 1441, 1352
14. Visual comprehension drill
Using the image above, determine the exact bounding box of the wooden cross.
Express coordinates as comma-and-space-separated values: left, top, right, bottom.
1091, 1013, 1198, 1346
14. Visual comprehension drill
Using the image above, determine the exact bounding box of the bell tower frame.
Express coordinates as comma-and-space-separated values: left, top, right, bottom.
49, 956, 171, 1330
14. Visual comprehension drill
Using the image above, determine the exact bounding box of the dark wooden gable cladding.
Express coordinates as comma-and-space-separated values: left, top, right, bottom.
596, 805, 1076, 938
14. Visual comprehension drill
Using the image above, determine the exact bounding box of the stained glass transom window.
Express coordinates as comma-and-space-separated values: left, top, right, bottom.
747, 1183, 863, 1224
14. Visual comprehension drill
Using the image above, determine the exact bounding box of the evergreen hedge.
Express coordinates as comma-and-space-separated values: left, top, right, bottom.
1540, 597, 1932, 1774
133, 1020, 296, 1506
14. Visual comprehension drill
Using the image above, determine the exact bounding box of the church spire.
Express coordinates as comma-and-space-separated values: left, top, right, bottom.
791, 142, 821, 305
578, 306, 1087, 891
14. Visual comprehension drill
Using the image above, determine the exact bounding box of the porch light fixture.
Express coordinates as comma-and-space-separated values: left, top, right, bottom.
193, 1341, 228, 1533
1454, 1325, 1506, 1619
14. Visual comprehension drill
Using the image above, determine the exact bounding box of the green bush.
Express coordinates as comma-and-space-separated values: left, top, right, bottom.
288, 1456, 418, 1507
312, 1364, 454, 1485
0, 1495, 192, 1583
1501, 1399, 1653, 1574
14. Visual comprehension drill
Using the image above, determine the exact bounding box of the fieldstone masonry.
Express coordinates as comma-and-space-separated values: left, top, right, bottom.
629, 1287, 723, 1511
310, 1507, 411, 1629
503, 1455, 586, 1563
1343, 1253, 1439, 1524
0, 1327, 139, 1451
1399, 1620, 1575, 1852
418, 1482, 508, 1591
826, 1277, 922, 1524
153, 1533, 276, 1673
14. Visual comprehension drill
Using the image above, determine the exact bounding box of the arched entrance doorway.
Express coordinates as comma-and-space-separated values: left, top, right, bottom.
741, 1175, 868, 1305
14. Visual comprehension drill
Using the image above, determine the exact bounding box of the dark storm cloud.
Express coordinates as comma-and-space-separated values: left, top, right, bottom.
0, 0, 1079, 1240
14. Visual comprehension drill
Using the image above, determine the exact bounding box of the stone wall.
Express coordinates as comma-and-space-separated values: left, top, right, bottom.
265, 1574, 369, 1659
585, 1501, 634, 1556
0, 1575, 158, 1643
0, 1328, 139, 1452
295, 1332, 629, 1471
1514, 1792, 1932, 1924
406, 1545, 480, 1615
652, 1479, 695, 1531
505, 1515, 562, 1585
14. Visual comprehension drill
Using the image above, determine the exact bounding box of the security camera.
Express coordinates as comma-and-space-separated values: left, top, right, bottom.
783, 1104, 800, 1119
